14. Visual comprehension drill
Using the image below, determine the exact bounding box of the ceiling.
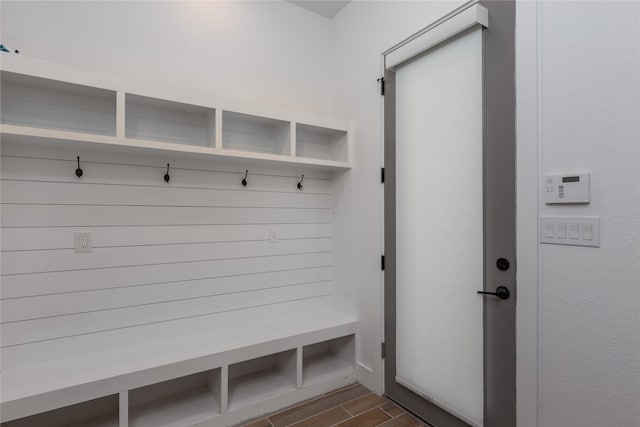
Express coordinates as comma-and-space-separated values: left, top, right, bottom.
287, 1, 351, 18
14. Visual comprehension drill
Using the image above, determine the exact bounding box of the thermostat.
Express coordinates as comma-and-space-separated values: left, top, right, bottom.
544, 173, 590, 204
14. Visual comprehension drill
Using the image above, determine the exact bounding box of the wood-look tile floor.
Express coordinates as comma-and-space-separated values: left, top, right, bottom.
239, 383, 427, 427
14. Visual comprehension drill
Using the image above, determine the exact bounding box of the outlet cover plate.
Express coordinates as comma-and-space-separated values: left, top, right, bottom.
75, 231, 92, 253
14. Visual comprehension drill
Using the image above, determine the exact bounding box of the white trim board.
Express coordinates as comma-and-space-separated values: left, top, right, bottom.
515, 1, 540, 426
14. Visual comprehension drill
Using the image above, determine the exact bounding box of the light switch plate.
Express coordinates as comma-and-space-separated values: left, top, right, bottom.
540, 216, 600, 247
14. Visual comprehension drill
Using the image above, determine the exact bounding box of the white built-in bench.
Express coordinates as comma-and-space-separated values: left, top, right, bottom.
1, 309, 357, 427
0, 57, 357, 427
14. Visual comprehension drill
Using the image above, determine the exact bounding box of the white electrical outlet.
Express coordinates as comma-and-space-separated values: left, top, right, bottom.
75, 231, 92, 253
269, 228, 278, 243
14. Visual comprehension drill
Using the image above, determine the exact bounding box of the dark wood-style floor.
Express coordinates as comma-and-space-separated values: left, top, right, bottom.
239, 383, 427, 427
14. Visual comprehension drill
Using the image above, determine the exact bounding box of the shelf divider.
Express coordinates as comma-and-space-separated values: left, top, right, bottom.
119, 391, 128, 427
116, 91, 125, 139
296, 346, 304, 389
214, 109, 223, 149
220, 365, 229, 415
290, 121, 297, 158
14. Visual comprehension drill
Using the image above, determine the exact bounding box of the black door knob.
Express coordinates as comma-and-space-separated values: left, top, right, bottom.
477, 286, 510, 300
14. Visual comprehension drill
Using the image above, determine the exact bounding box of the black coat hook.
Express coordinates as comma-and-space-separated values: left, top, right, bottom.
164, 163, 171, 183
242, 170, 248, 187
75, 156, 83, 178
297, 174, 304, 190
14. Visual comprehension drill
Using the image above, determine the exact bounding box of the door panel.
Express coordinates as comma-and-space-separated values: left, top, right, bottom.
395, 27, 484, 427
383, 2, 516, 426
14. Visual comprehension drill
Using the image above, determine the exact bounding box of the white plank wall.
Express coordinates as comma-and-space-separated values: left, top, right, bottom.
0, 141, 334, 368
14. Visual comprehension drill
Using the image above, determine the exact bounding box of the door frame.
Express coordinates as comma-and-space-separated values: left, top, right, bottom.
382, 1, 516, 426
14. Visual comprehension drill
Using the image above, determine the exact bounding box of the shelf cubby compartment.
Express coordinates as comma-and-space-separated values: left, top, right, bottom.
302, 335, 355, 387
125, 94, 215, 147
0, 71, 116, 136
295, 123, 348, 163
1, 395, 119, 427
228, 349, 297, 411
222, 110, 291, 156
128, 369, 222, 427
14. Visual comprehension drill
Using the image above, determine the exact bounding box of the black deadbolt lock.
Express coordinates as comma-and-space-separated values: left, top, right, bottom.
496, 258, 510, 271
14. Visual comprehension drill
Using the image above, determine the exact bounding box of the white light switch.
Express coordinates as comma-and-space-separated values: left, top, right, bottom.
568, 223, 579, 240
544, 222, 555, 238
556, 222, 567, 238
540, 216, 600, 247
582, 223, 593, 240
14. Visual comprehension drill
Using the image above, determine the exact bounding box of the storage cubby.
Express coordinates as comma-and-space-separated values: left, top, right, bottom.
228, 349, 297, 411
222, 110, 291, 156
0, 71, 116, 136
0, 69, 350, 169
302, 335, 355, 387
125, 94, 215, 146
1, 395, 119, 427
296, 123, 348, 162
128, 369, 222, 427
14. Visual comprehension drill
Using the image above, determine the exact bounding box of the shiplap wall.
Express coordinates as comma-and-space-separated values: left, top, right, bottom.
0, 140, 333, 368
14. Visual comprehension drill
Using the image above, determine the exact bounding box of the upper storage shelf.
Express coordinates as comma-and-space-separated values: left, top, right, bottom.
222, 111, 290, 156
296, 123, 348, 163
0, 59, 352, 170
1, 71, 116, 137
126, 94, 215, 147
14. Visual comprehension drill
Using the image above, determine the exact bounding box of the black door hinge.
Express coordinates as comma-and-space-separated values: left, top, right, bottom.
381, 342, 386, 359
381, 167, 385, 183
381, 255, 385, 271
377, 77, 385, 96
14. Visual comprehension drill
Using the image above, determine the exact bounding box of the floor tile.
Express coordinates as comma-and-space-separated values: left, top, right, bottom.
343, 393, 386, 416
249, 383, 428, 427
323, 383, 360, 396
380, 401, 405, 418
378, 413, 424, 427
333, 408, 391, 427
288, 407, 351, 427
269, 385, 369, 427
241, 419, 272, 427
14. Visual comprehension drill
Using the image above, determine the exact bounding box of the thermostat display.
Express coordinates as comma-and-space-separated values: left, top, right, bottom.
544, 173, 590, 204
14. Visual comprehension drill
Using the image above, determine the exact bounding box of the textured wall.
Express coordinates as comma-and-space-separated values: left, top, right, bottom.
537, 2, 640, 426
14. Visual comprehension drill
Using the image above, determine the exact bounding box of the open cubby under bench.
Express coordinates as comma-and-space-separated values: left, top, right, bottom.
1, 310, 357, 427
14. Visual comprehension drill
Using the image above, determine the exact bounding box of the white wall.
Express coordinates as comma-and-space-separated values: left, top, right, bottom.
535, 2, 640, 426
0, 140, 334, 368
0, 0, 332, 115
518, 1, 640, 426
